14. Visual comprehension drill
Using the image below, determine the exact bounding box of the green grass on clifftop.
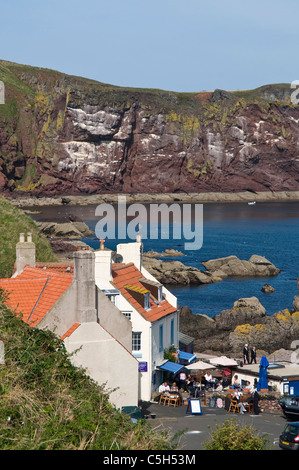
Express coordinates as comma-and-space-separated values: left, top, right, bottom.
0, 196, 57, 278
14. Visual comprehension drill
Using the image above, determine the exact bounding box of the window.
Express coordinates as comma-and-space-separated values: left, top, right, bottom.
170, 319, 174, 345
132, 332, 141, 354
122, 311, 132, 321
107, 294, 116, 305
159, 324, 163, 352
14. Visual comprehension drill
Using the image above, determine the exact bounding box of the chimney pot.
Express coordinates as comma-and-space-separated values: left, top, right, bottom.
27, 232, 32, 243
100, 239, 105, 250
19, 233, 25, 243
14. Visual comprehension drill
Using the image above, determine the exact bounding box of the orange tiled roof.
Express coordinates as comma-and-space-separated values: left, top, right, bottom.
61, 322, 81, 340
0, 266, 73, 327
35, 262, 74, 274
111, 263, 176, 322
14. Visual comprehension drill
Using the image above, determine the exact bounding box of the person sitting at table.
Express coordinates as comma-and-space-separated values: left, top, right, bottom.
186, 376, 197, 397
170, 382, 179, 393
204, 371, 213, 389
232, 374, 240, 389
243, 380, 252, 392
215, 381, 223, 392
232, 389, 247, 414
159, 381, 170, 394
222, 377, 229, 388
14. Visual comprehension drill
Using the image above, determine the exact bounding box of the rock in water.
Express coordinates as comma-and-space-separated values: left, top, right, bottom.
261, 283, 275, 293
201, 254, 280, 277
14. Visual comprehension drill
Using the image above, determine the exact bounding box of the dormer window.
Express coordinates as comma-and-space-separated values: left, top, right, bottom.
138, 277, 164, 303
124, 284, 151, 311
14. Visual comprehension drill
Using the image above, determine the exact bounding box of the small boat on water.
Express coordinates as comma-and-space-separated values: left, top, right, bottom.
248, 201, 256, 205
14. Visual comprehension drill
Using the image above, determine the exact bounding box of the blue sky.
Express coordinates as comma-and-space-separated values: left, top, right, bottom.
1, 0, 298, 92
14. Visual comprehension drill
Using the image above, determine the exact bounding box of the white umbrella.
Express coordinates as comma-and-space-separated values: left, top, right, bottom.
209, 355, 238, 366
185, 360, 216, 370
185, 360, 216, 390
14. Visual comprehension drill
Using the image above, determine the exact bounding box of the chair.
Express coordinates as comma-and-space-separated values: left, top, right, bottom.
168, 395, 180, 407
228, 397, 240, 413
163, 395, 171, 406
243, 402, 253, 413
159, 394, 168, 405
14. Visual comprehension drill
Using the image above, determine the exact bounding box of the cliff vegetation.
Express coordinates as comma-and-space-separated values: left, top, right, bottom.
1, 59, 299, 195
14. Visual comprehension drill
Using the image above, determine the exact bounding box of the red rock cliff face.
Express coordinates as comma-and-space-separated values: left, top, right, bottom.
0, 61, 299, 195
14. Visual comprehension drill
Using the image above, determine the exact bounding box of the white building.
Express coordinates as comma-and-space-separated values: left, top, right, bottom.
95, 238, 180, 402
1, 234, 139, 411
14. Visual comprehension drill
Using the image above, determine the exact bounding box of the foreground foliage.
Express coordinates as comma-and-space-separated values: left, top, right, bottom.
0, 196, 57, 278
204, 418, 272, 450
0, 293, 173, 450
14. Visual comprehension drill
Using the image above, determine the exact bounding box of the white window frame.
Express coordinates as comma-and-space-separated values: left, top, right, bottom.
132, 332, 142, 357
122, 311, 132, 321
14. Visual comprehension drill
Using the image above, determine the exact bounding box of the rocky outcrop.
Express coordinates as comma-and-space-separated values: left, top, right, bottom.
143, 256, 222, 285
201, 255, 280, 278
1, 60, 299, 196
229, 309, 299, 353
179, 292, 299, 355
143, 252, 279, 286
214, 297, 266, 331
37, 220, 94, 239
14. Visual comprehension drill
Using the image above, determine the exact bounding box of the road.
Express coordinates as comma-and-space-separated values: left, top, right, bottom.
143, 401, 286, 450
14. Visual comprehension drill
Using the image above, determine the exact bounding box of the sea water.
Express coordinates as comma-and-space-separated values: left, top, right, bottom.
26, 201, 299, 318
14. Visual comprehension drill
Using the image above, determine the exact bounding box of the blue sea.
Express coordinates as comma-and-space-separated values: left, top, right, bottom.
27, 200, 299, 318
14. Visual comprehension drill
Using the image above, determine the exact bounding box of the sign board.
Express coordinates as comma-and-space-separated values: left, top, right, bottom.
138, 361, 148, 372
186, 398, 202, 415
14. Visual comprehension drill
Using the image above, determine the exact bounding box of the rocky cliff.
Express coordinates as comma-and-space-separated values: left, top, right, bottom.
1, 60, 299, 196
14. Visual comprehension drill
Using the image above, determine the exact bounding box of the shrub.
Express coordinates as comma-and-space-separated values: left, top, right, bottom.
203, 418, 271, 450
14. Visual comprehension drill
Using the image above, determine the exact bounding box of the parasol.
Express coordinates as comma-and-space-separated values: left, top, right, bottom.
257, 355, 269, 391
185, 360, 216, 390
209, 355, 238, 366
185, 360, 216, 371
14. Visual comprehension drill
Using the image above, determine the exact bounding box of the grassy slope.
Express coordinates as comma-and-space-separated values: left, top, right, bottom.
0, 196, 57, 278
0, 293, 172, 450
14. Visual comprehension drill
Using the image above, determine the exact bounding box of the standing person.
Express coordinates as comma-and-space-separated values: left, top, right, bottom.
179, 370, 187, 391
250, 346, 257, 364
243, 344, 249, 364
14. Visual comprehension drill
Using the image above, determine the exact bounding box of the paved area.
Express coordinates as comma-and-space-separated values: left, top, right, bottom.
141, 401, 286, 450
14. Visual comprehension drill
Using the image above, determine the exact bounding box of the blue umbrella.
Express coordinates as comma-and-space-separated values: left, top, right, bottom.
257, 355, 269, 391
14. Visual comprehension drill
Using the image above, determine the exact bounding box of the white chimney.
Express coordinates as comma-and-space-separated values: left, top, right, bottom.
15, 232, 36, 275
94, 239, 113, 289
116, 237, 143, 271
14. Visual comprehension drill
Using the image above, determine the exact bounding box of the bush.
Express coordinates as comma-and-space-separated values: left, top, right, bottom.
203, 418, 271, 450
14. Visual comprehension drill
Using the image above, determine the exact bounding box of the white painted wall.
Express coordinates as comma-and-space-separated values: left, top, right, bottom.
64, 322, 139, 409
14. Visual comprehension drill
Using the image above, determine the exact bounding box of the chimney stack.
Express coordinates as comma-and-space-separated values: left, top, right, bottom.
15, 232, 36, 275
73, 249, 97, 323
94, 241, 113, 289
116, 236, 143, 271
